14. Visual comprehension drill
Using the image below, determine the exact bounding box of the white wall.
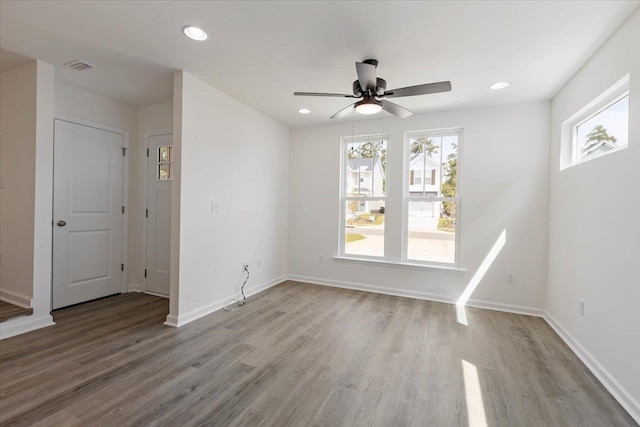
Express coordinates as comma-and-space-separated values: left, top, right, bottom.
0, 60, 55, 338
547, 9, 640, 421
168, 71, 289, 326
0, 61, 37, 304
289, 101, 550, 313
54, 82, 142, 290
134, 101, 173, 291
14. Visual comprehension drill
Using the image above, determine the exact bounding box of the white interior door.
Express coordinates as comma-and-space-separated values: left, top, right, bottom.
53, 120, 124, 309
145, 134, 172, 296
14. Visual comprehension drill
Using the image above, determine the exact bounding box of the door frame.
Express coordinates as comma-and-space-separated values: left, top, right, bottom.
53, 113, 130, 298
142, 132, 173, 296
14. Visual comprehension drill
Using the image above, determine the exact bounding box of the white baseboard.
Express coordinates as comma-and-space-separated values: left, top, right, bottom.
127, 284, 144, 293
164, 275, 287, 328
0, 288, 32, 309
144, 290, 169, 299
164, 314, 179, 327
543, 312, 640, 424
0, 314, 55, 340
287, 274, 544, 317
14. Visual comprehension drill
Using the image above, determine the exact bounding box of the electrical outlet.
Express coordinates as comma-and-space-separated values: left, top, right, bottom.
507, 273, 515, 285
319, 255, 324, 263
242, 262, 249, 269
257, 258, 262, 268
211, 201, 221, 212
579, 299, 585, 316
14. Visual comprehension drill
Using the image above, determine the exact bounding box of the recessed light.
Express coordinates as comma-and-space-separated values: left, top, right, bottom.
490, 81, 510, 90
182, 25, 208, 41
298, 108, 311, 114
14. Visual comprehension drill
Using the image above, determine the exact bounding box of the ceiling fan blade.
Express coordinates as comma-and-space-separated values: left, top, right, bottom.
356, 62, 377, 92
384, 81, 452, 98
381, 100, 413, 119
330, 104, 355, 119
294, 92, 356, 98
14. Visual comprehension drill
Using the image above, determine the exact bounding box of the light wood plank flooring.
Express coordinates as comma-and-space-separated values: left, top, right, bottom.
0, 281, 635, 426
0, 300, 32, 323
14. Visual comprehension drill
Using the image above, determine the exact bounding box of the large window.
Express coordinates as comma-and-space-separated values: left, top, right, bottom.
404, 130, 460, 265
339, 129, 461, 267
562, 75, 629, 169
340, 135, 387, 258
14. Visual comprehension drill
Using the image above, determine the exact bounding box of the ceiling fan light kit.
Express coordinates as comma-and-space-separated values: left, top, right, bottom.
294, 59, 452, 119
355, 99, 382, 115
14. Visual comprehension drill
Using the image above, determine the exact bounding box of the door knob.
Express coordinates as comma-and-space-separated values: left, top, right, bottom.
57, 220, 67, 227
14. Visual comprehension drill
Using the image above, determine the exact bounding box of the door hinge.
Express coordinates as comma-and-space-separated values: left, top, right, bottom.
122, 206, 125, 214
122, 147, 127, 156
145, 208, 148, 218
144, 269, 147, 278
121, 263, 124, 271
146, 148, 149, 157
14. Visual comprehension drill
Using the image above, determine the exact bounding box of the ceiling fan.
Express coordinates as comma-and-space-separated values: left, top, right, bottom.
294, 59, 451, 119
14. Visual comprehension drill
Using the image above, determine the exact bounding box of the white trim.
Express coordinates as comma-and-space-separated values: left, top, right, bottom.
0, 314, 55, 340
332, 256, 467, 272
543, 312, 640, 424
287, 274, 543, 317
163, 276, 287, 328
0, 288, 32, 309
53, 115, 130, 297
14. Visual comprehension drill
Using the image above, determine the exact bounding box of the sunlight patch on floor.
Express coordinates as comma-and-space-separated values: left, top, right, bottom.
462, 359, 488, 427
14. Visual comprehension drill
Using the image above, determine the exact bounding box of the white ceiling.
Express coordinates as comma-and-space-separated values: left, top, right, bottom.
1, 1, 638, 127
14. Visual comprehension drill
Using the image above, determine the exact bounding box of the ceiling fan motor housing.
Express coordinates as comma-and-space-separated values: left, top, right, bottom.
376, 78, 386, 96
352, 80, 363, 97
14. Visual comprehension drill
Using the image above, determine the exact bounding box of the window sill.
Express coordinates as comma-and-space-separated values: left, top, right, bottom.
333, 256, 467, 272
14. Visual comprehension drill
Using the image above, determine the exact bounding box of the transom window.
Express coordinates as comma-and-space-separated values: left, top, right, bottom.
561, 74, 630, 169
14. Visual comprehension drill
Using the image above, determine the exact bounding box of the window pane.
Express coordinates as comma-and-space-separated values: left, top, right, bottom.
408, 136, 441, 197
345, 200, 385, 257
346, 139, 386, 197
408, 134, 459, 198
440, 136, 458, 197
407, 201, 456, 263
576, 94, 629, 162
158, 163, 172, 181
158, 146, 172, 163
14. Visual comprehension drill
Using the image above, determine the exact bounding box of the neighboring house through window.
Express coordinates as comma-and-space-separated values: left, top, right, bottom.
341, 136, 387, 258
405, 130, 461, 265
339, 128, 462, 267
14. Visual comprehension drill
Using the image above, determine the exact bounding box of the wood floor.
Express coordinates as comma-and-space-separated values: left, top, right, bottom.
0, 281, 635, 426
0, 300, 32, 323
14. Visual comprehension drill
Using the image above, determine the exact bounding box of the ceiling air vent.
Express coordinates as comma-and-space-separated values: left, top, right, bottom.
64, 60, 93, 71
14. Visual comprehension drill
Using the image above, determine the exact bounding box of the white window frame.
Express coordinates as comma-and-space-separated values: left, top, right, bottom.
561, 74, 630, 170
402, 128, 463, 267
338, 133, 388, 260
